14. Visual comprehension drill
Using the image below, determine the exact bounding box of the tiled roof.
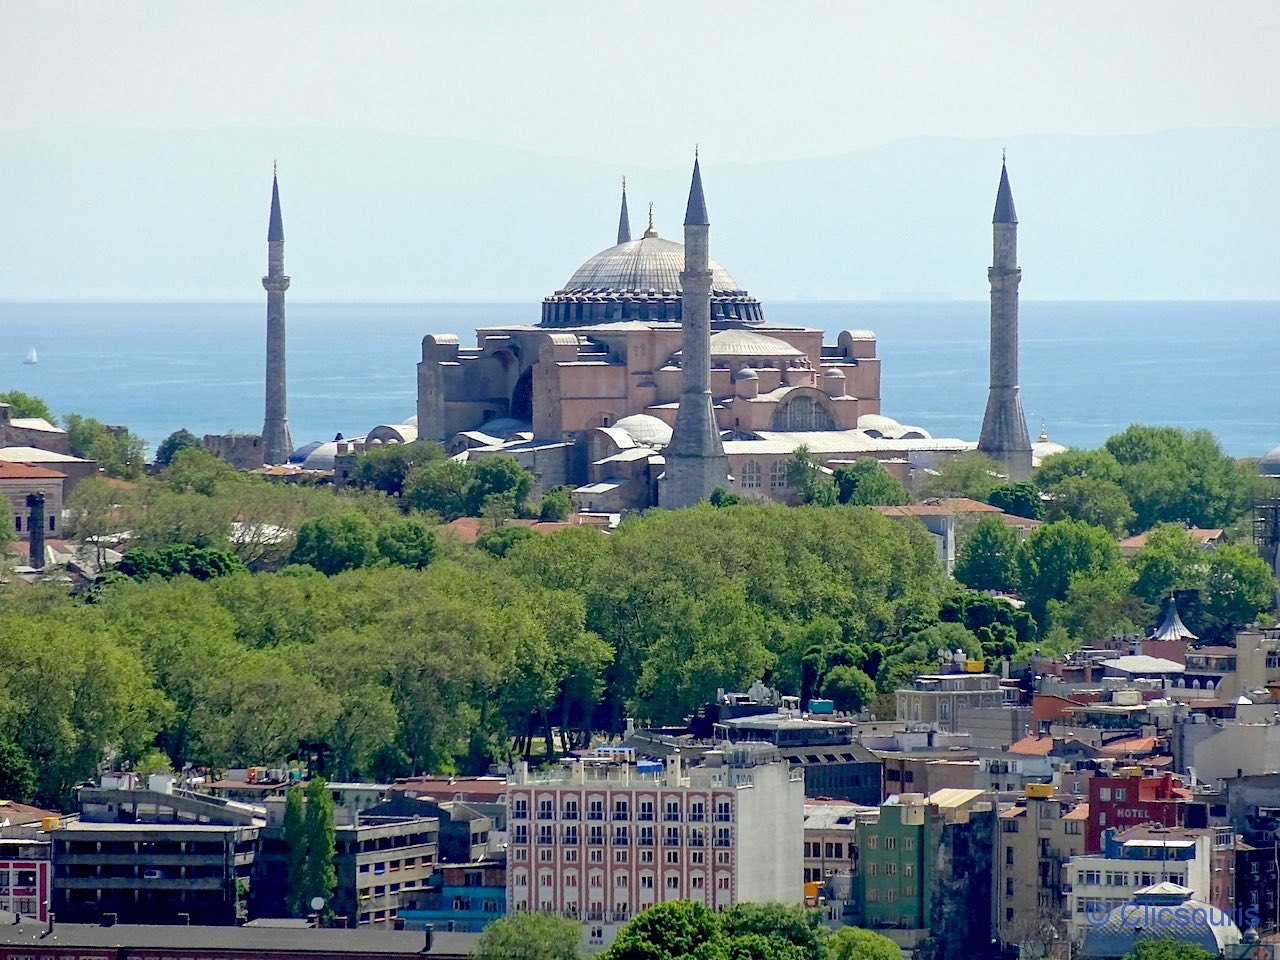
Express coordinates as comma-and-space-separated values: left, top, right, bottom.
0, 461, 66, 480
1008, 735, 1056, 756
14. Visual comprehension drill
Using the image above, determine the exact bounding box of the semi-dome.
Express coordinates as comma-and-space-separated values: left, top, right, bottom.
1260, 444, 1280, 477
612, 414, 673, 447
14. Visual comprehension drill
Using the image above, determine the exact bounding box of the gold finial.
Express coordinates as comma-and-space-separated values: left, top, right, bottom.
695, 143, 699, 160
622, 174, 626, 192
273, 159, 278, 178
1002, 147, 1006, 165
643, 202, 658, 239
1038, 420, 1048, 443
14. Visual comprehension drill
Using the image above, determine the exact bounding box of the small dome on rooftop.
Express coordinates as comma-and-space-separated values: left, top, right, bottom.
1260, 444, 1280, 477
612, 414, 673, 447
734, 367, 759, 381
823, 367, 846, 378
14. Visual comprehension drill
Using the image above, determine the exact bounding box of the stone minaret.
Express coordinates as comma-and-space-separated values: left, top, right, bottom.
662, 156, 729, 507
261, 168, 293, 465
617, 177, 632, 245
977, 158, 1033, 481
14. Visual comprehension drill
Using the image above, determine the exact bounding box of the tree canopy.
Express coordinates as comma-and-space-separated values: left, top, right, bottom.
0, 390, 54, 420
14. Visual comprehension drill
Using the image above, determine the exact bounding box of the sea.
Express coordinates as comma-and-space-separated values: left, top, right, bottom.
1, 300, 1275, 459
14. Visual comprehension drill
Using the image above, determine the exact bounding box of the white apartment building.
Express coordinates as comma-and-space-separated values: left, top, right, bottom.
506, 746, 804, 944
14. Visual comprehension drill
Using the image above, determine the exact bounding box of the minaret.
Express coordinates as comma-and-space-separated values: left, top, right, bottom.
977, 156, 1033, 481
661, 154, 729, 507
261, 166, 293, 465
617, 177, 632, 245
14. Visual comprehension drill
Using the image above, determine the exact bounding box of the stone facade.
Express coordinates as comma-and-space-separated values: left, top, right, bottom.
202, 433, 265, 470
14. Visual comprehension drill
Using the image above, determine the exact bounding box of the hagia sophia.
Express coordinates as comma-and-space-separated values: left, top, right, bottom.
292, 157, 1066, 511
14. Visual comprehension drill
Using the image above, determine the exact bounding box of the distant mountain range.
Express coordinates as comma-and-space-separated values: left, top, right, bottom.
1, 125, 1277, 301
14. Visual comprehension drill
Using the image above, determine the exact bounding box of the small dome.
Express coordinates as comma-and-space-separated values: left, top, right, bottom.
302, 441, 341, 470
612, 414, 673, 447
822, 368, 846, 379
1079, 885, 1240, 959
1260, 445, 1280, 477
290, 441, 323, 465
734, 367, 759, 381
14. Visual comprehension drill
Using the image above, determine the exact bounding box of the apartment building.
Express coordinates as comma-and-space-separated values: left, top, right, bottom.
0, 836, 51, 922
505, 746, 803, 945
802, 801, 877, 928
894, 668, 1014, 733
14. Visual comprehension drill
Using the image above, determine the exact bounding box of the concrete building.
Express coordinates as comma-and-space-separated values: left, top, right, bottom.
0, 461, 64, 540
400, 857, 506, 933
802, 801, 878, 928
1086, 770, 1189, 853
856, 789, 995, 960
713, 713, 883, 805
261, 169, 293, 465
1065, 825, 1236, 941
993, 786, 1088, 952
894, 666, 1010, 732
977, 158, 1033, 480
505, 745, 803, 946
0, 404, 70, 455
0, 835, 51, 923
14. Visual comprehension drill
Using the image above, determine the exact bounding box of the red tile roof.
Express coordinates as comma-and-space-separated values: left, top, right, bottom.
0, 461, 66, 480
1008, 735, 1056, 757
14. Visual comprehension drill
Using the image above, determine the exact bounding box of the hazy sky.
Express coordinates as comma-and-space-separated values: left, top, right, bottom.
5, 1, 1279, 164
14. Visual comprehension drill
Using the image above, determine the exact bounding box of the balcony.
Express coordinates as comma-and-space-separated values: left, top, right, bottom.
689, 812, 705, 822
613, 812, 630, 822
638, 812, 655, 822
587, 811, 605, 822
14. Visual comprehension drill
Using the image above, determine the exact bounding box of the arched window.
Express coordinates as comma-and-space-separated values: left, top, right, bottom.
774, 393, 836, 432
742, 460, 762, 490
770, 461, 786, 490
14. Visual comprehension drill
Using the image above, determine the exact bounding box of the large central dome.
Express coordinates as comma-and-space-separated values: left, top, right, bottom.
541, 232, 764, 328
561, 236, 743, 295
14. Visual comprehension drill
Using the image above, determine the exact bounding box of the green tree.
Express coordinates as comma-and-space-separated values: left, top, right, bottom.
64, 476, 132, 568
469, 456, 535, 516
63, 413, 147, 479
1043, 475, 1135, 536
375, 517, 438, 569
988, 481, 1042, 520
833, 459, 910, 506
1048, 566, 1149, 648
354, 442, 444, 497
0, 738, 37, 803
1015, 519, 1122, 628
0, 390, 54, 420
154, 428, 202, 468
720, 903, 825, 960
476, 525, 536, 558
1104, 425, 1246, 530
302, 777, 337, 916
784, 447, 837, 505
822, 665, 876, 713
1204, 544, 1277, 631
604, 900, 724, 960
475, 912, 585, 960
1129, 524, 1206, 606
403, 458, 473, 520
917, 451, 1005, 500
953, 515, 1018, 592
132, 749, 173, 780
709, 487, 742, 507
825, 926, 901, 960
290, 513, 377, 575
1034, 447, 1124, 488
116, 544, 244, 582
540, 485, 575, 520
283, 785, 308, 915
1122, 938, 1214, 960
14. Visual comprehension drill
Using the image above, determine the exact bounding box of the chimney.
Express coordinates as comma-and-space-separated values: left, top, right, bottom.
26, 493, 45, 569
421, 924, 435, 954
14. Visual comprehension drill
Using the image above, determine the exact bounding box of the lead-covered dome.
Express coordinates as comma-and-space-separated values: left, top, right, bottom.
1260, 444, 1280, 477
562, 236, 742, 295
541, 231, 765, 328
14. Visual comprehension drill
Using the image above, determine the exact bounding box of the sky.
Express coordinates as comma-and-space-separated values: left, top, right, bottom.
6, 2, 1280, 164
2, 2, 1279, 301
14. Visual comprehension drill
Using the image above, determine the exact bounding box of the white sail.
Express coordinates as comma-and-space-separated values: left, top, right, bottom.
23, 347, 37, 364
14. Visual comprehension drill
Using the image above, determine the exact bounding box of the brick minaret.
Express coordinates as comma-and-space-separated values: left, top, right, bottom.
261, 168, 293, 465
662, 155, 729, 507
977, 157, 1033, 481
26, 493, 45, 569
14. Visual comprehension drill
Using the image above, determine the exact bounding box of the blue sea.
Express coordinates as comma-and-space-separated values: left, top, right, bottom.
1, 300, 1275, 459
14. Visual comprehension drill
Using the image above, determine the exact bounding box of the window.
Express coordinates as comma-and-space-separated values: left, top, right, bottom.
641, 875, 654, 890
538, 798, 554, 820
563, 826, 578, 844
639, 826, 654, 847
614, 798, 630, 821
715, 801, 732, 822
691, 875, 704, 889
563, 799, 579, 820
565, 849, 578, 862
665, 799, 681, 821
885, 837, 897, 851
770, 461, 786, 490
665, 827, 680, 847
692, 851, 704, 865
741, 460, 762, 490
639, 799, 655, 821
513, 825, 529, 844
590, 874, 603, 888
589, 826, 604, 846
641, 850, 654, 864
1080, 870, 1101, 886
540, 874, 552, 887
903, 837, 914, 851
539, 849, 552, 862
614, 826, 629, 845
616, 874, 629, 888
1006, 846, 1014, 865
589, 799, 604, 821
1006, 878, 1014, 897
774, 393, 835, 432
614, 850, 628, 864
666, 850, 679, 864
1099, 788, 1111, 801
715, 828, 732, 847
717, 876, 731, 890
867, 836, 878, 850
1114, 789, 1126, 802
513, 799, 529, 820
590, 849, 603, 863
538, 825, 553, 845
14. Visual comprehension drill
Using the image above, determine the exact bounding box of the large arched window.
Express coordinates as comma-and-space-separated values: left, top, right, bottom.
770, 461, 786, 490
742, 460, 762, 490
774, 392, 835, 432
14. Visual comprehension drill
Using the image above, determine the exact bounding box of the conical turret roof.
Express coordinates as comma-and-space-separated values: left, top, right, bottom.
993, 160, 1017, 224
268, 172, 284, 242
1150, 597, 1197, 642
684, 156, 709, 226
617, 178, 631, 245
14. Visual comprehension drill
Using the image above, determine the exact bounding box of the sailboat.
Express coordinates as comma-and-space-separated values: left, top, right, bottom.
23, 347, 37, 365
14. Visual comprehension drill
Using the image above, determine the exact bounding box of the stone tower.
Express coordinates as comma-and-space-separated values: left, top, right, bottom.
977, 158, 1033, 481
261, 169, 293, 465
661, 156, 730, 507
617, 177, 631, 245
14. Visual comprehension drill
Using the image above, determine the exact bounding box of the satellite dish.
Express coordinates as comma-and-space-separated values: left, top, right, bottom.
310, 896, 325, 912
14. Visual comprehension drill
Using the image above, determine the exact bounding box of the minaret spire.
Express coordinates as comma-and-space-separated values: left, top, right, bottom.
261, 167, 293, 465
662, 152, 729, 507
617, 176, 632, 245
978, 156, 1032, 480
